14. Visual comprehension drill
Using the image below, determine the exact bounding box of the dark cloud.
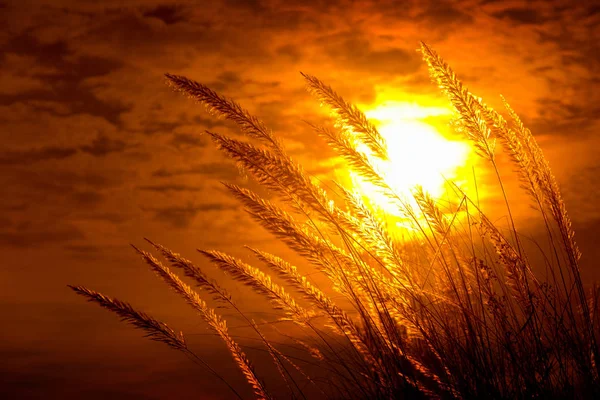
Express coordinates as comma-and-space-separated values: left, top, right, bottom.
3, 34, 70, 70
79, 133, 131, 156
70, 190, 105, 207
522, 12, 600, 137
583, 4, 600, 18
63, 244, 103, 256
138, 184, 204, 192
322, 31, 422, 76
372, 0, 474, 35
0, 146, 77, 165
151, 162, 240, 180
1, 168, 127, 217
131, 117, 181, 135
417, 1, 474, 27
532, 97, 600, 136
0, 135, 133, 165
0, 34, 128, 125
70, 211, 129, 224
191, 115, 228, 129
5, 168, 126, 195
275, 44, 303, 63
216, 71, 243, 86
142, 4, 188, 25
77, 6, 272, 65
492, 7, 549, 25
147, 203, 238, 228
62, 243, 132, 260
24, 100, 72, 116
560, 164, 600, 223
0, 224, 84, 247
169, 132, 208, 149
0, 203, 28, 212
224, 0, 267, 14
208, 72, 281, 94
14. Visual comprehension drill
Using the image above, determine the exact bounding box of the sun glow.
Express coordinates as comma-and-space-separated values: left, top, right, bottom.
350, 102, 471, 217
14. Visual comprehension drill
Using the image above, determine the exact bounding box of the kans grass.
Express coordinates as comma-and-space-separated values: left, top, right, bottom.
70, 42, 600, 399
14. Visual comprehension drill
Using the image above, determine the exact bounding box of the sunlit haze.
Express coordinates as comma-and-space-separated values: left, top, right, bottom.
349, 102, 471, 217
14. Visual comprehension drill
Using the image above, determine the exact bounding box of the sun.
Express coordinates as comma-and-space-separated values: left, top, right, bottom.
349, 101, 471, 217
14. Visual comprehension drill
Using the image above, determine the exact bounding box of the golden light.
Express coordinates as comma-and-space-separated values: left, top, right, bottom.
350, 101, 471, 218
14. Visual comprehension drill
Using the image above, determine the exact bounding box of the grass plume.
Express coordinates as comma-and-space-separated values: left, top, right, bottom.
70, 42, 600, 399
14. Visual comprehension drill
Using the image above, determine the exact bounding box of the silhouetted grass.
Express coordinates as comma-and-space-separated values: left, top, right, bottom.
70, 42, 600, 399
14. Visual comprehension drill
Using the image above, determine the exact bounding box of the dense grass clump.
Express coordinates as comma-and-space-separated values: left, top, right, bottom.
71, 42, 600, 399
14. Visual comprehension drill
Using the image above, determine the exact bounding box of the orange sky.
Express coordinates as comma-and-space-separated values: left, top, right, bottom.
1, 0, 599, 398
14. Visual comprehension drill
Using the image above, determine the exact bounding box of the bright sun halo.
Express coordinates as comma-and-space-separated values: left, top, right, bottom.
350, 102, 471, 217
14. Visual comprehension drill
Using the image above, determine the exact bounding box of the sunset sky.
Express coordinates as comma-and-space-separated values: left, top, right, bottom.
1, 0, 599, 398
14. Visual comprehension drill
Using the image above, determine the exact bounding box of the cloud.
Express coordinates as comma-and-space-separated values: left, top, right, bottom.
0, 146, 77, 165
79, 133, 131, 156
560, 164, 600, 223
190, 114, 228, 129
212, 70, 243, 89
0, 33, 128, 126
4, 168, 126, 195
63, 244, 103, 256
417, 1, 474, 27
138, 184, 204, 193
492, 7, 549, 25
532, 97, 600, 136
168, 132, 208, 149
0, 224, 84, 247
68, 212, 129, 224
208, 71, 281, 93
70, 190, 105, 207
322, 30, 422, 76
275, 43, 303, 63
62, 243, 133, 260
147, 203, 238, 228
151, 162, 240, 180
0, 167, 128, 226
0, 134, 133, 166
142, 4, 188, 25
